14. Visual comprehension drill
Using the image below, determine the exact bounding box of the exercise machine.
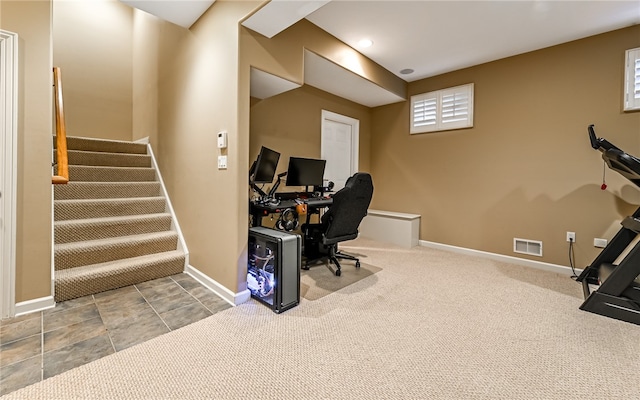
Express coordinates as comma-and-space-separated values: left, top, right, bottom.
576, 125, 640, 325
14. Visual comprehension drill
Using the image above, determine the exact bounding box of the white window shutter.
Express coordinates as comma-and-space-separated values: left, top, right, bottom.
624, 47, 640, 111
410, 83, 474, 134
411, 94, 437, 133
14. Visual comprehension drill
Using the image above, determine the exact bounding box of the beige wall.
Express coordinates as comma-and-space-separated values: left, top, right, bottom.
371, 25, 640, 268
132, 9, 159, 145
249, 84, 372, 187
142, 0, 260, 293
1, 0, 54, 302
53, 0, 133, 140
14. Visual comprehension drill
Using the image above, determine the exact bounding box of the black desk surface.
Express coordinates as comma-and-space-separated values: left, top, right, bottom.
250, 196, 332, 213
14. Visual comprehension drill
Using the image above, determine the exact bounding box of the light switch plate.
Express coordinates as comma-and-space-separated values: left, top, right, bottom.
218, 155, 227, 169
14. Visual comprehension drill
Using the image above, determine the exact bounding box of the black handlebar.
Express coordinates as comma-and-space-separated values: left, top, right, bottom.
589, 124, 640, 186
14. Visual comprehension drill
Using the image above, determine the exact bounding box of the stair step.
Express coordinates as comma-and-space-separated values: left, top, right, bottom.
54, 250, 185, 302
55, 231, 179, 270
56, 136, 148, 155
68, 165, 156, 182
54, 182, 162, 200
54, 197, 166, 221
65, 149, 152, 168
54, 213, 173, 244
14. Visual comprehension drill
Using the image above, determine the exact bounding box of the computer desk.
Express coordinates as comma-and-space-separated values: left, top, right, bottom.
249, 194, 333, 228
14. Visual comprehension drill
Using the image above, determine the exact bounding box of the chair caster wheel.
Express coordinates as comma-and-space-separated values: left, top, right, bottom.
335, 269, 341, 276
355, 261, 361, 268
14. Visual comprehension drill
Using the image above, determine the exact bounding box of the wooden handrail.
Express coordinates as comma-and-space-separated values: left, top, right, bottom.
52, 67, 69, 184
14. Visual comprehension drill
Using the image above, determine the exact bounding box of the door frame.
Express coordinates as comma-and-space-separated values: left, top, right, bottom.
1, 30, 18, 319
320, 110, 359, 188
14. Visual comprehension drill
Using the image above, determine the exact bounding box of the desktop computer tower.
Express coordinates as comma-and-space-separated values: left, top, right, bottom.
247, 227, 301, 313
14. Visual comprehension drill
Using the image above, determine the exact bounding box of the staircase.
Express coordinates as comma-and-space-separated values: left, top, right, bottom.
53, 136, 187, 303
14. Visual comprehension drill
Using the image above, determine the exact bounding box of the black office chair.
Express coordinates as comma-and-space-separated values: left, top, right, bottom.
302, 172, 374, 276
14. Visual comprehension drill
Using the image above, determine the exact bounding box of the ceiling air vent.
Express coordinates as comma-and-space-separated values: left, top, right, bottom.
513, 238, 543, 257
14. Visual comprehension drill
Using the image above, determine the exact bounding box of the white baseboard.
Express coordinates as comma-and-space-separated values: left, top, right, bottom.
185, 265, 251, 306
419, 240, 582, 276
15, 296, 55, 317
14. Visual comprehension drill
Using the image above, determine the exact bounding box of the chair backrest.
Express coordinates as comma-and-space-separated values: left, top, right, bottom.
322, 172, 374, 240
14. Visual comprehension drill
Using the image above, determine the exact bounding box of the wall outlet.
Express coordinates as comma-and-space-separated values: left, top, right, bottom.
217, 155, 227, 169
566, 231, 576, 242
594, 238, 608, 248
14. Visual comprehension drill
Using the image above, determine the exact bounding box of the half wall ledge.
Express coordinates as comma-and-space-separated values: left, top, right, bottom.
359, 209, 420, 248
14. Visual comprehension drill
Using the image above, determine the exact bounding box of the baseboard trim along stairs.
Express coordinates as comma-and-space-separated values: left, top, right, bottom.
53, 136, 189, 303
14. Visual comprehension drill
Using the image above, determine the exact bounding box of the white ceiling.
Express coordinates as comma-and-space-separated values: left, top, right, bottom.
120, 0, 215, 28
123, 0, 640, 106
305, 1, 640, 82
303, 50, 405, 106
250, 68, 301, 100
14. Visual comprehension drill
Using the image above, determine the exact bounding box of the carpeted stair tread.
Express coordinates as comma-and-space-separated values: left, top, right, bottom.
55, 231, 179, 270
54, 181, 162, 200
54, 196, 166, 221
52, 135, 187, 303
68, 165, 156, 182
65, 149, 152, 168
54, 250, 186, 302
55, 213, 173, 244
55, 136, 148, 155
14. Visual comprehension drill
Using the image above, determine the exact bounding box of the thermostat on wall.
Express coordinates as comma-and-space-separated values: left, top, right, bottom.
217, 131, 227, 149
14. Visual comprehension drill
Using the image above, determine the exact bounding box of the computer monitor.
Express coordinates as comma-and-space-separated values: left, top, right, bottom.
285, 157, 326, 188
251, 146, 280, 184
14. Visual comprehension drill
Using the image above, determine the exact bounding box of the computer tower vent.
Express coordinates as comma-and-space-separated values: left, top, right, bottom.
513, 238, 543, 257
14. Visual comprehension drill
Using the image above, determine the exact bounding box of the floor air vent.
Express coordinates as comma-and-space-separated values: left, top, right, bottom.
513, 238, 543, 257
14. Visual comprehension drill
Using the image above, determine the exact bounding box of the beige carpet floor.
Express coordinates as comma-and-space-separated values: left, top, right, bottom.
4, 238, 640, 399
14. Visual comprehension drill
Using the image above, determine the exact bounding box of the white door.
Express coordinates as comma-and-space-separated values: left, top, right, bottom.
1, 30, 18, 319
321, 110, 359, 192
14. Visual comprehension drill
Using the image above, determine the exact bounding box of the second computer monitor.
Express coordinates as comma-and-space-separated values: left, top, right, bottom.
251, 146, 281, 184
286, 157, 326, 188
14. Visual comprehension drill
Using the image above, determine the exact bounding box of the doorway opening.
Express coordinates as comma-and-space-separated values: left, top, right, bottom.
321, 110, 359, 192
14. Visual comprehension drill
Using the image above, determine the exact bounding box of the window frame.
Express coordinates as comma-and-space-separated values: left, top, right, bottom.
624, 47, 640, 112
410, 83, 474, 134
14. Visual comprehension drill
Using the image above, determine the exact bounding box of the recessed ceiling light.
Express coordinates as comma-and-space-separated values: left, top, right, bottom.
400, 68, 414, 75
358, 39, 373, 48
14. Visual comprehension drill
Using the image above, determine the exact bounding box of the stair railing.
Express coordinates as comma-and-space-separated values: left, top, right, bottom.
52, 67, 69, 184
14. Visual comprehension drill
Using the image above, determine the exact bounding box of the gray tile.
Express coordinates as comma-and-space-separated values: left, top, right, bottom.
201, 296, 233, 314
44, 316, 107, 353
188, 286, 232, 313
135, 276, 174, 291
147, 289, 198, 314
43, 295, 94, 317
1, 314, 41, 345
93, 287, 146, 313
43, 333, 114, 379
171, 273, 202, 291
107, 314, 169, 351
0, 355, 41, 396
160, 301, 212, 331
93, 285, 139, 301
137, 280, 185, 302
98, 301, 158, 330
43, 303, 101, 333
0, 311, 40, 328
0, 334, 41, 368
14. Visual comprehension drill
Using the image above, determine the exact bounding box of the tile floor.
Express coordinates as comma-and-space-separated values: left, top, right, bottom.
0, 273, 232, 396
